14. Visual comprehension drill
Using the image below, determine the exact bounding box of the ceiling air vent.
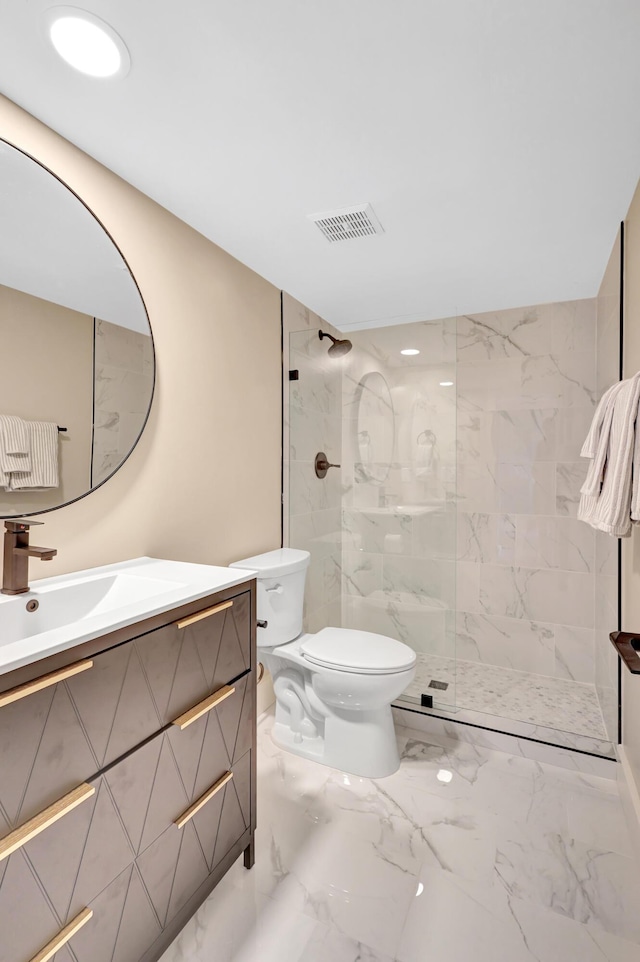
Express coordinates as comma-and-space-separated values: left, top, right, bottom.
309, 203, 384, 243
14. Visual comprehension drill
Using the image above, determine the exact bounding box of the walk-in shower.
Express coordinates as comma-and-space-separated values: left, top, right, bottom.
284, 247, 621, 761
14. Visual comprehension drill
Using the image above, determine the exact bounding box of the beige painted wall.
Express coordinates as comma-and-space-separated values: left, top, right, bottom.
0, 283, 93, 515
623, 180, 640, 793
0, 97, 281, 633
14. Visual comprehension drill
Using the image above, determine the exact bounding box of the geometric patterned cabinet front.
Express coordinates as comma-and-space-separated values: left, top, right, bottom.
0, 589, 251, 828
0, 580, 256, 962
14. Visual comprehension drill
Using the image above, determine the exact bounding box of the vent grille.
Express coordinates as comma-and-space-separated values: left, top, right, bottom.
309, 203, 384, 243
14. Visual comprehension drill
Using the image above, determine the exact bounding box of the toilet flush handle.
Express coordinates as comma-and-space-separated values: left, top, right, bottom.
265, 584, 283, 594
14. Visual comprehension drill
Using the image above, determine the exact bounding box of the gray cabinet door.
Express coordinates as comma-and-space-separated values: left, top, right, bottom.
0, 588, 251, 830
137, 589, 252, 724
0, 714, 251, 962
166, 674, 253, 874
0, 731, 183, 962
0, 589, 254, 962
0, 800, 67, 962
0, 681, 100, 828
64, 863, 163, 962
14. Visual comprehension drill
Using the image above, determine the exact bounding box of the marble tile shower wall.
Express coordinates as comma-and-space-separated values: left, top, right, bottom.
342, 300, 601, 691
341, 319, 457, 657
455, 299, 597, 684
283, 293, 343, 633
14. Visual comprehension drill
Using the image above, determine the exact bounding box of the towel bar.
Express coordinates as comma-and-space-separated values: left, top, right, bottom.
610, 631, 640, 673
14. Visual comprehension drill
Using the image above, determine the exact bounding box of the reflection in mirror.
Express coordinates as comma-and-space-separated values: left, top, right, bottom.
354, 371, 395, 483
0, 140, 154, 517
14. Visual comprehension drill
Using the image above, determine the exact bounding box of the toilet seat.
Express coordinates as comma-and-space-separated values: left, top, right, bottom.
300, 627, 416, 675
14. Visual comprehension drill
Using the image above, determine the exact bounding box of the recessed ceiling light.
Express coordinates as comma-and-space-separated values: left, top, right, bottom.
44, 6, 130, 78
400, 348, 420, 356
439, 381, 454, 387
437, 769, 453, 783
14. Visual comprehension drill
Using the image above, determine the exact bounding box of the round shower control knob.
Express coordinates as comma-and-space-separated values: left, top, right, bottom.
315, 452, 341, 479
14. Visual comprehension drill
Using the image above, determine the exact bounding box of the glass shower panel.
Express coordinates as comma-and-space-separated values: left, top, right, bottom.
341, 320, 458, 711
285, 303, 616, 758
450, 300, 614, 758
287, 328, 343, 634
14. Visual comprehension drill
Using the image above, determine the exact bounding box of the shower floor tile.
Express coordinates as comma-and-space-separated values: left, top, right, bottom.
404, 652, 608, 741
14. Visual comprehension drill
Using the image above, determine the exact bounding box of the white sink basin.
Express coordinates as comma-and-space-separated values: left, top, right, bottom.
0, 557, 257, 676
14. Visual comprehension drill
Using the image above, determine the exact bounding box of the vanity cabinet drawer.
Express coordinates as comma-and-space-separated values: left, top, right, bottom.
0, 804, 81, 962
0, 731, 190, 962
65, 863, 162, 962
0, 589, 251, 829
6, 862, 164, 962
166, 671, 253, 799
138, 752, 251, 934
0, 642, 165, 830
0, 672, 253, 962
135, 588, 252, 725
0, 759, 251, 962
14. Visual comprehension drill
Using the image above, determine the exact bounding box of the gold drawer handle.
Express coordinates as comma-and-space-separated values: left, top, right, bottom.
175, 771, 233, 829
0, 782, 95, 863
0, 659, 94, 710
176, 599, 233, 629
171, 684, 235, 730
29, 907, 93, 962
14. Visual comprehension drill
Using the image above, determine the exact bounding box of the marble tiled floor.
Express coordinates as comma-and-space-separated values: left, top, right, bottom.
160, 712, 640, 962
404, 651, 608, 739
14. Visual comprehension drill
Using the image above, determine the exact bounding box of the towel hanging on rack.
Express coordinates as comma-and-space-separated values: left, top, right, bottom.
0, 417, 60, 492
578, 373, 640, 536
8, 421, 59, 491
0, 414, 31, 477
0, 414, 31, 489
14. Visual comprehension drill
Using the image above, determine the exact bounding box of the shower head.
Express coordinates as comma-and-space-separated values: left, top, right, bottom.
319, 329, 353, 358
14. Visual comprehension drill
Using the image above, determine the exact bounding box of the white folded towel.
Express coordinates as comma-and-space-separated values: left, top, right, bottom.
8, 421, 59, 490
578, 373, 640, 536
0, 414, 31, 483
578, 380, 625, 524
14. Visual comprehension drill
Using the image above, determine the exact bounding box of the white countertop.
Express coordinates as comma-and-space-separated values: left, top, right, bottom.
0, 556, 257, 678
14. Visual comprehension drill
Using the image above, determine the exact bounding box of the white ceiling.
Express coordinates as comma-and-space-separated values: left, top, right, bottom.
0, 0, 639, 331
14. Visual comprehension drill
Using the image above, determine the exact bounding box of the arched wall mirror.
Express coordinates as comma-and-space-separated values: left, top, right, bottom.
353, 371, 395, 483
0, 139, 155, 517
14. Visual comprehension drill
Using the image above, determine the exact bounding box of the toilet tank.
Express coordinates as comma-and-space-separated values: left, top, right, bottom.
230, 548, 310, 648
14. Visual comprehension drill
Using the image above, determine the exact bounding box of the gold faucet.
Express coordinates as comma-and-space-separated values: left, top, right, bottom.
2, 519, 57, 595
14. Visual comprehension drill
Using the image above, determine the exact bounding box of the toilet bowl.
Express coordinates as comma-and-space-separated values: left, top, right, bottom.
230, 548, 416, 778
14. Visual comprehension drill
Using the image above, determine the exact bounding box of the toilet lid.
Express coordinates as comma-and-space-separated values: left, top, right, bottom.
300, 628, 416, 675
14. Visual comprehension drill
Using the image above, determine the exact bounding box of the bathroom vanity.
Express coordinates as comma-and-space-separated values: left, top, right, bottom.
0, 558, 257, 962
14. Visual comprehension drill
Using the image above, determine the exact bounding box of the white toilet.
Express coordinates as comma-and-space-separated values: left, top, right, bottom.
230, 547, 416, 778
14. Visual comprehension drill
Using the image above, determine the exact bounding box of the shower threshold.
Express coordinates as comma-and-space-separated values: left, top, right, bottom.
399, 652, 615, 759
